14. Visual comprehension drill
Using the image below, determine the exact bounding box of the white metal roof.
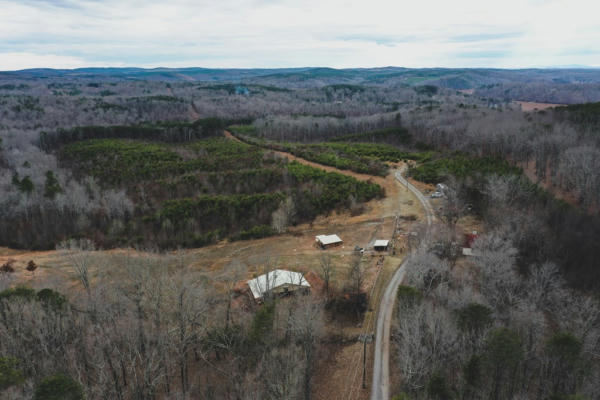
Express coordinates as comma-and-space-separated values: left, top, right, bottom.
247, 269, 310, 299
315, 234, 342, 245
374, 240, 389, 247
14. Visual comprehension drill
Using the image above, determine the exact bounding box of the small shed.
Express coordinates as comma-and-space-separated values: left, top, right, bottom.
374, 239, 390, 251
247, 269, 310, 301
316, 234, 343, 249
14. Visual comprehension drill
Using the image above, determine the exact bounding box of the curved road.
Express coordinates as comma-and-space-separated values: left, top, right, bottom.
370, 169, 434, 400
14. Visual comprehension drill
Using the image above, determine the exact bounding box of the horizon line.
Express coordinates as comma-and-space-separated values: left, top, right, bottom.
3, 65, 600, 74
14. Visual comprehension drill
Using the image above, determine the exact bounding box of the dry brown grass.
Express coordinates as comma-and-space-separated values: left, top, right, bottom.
515, 101, 564, 112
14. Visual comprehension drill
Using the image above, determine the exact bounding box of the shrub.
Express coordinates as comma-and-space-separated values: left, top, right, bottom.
396, 285, 422, 307
249, 301, 276, 345
0, 286, 36, 301
44, 171, 63, 199
456, 303, 493, 333
0, 286, 67, 310
483, 328, 523, 382
463, 355, 483, 388
34, 374, 85, 400
546, 332, 582, 367
37, 289, 68, 310
0, 357, 24, 390
426, 372, 453, 400
26, 260, 37, 272
12, 173, 34, 194
0, 260, 16, 273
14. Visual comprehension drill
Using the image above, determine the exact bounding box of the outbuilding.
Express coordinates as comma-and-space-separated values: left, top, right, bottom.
316, 234, 343, 249
247, 269, 311, 301
374, 239, 390, 251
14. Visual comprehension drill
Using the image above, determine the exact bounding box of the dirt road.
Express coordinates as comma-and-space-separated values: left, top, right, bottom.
370, 169, 434, 400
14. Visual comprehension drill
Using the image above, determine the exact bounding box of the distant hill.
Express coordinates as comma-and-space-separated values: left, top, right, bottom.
0, 67, 313, 82
3, 66, 600, 89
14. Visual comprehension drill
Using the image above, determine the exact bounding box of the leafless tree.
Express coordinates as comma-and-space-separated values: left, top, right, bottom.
290, 299, 325, 400
318, 254, 333, 299
405, 250, 450, 296
472, 232, 520, 312
439, 178, 468, 229
57, 238, 99, 298
166, 254, 209, 397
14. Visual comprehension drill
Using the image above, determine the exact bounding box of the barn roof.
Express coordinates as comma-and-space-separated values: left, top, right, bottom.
247, 269, 310, 299
316, 234, 343, 245
374, 239, 389, 247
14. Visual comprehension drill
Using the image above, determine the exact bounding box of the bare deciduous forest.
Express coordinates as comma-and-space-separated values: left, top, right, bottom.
0, 67, 599, 400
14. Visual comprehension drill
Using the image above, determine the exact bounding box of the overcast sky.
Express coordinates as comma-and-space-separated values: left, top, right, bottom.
1, 0, 599, 70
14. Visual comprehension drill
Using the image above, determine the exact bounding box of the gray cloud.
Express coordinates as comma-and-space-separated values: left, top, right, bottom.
0, 0, 598, 69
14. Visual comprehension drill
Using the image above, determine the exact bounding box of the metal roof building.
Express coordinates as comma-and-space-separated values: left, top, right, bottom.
247, 269, 310, 300
315, 234, 343, 247
374, 239, 390, 250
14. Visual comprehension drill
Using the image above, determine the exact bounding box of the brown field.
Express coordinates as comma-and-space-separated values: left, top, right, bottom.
515, 101, 564, 112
